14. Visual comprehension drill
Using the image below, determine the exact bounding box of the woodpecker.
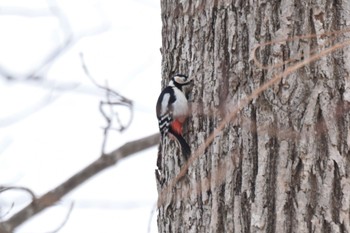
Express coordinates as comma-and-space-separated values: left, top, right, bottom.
156, 74, 192, 159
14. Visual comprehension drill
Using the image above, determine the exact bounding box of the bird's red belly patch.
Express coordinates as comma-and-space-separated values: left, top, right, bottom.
171, 120, 183, 135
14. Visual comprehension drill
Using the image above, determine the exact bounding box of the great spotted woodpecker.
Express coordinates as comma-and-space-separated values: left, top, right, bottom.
156, 74, 192, 159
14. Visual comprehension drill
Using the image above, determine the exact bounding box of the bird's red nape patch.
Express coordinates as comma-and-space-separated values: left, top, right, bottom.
171, 120, 183, 135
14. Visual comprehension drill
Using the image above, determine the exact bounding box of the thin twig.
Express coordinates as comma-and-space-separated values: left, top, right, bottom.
0, 187, 36, 224
0, 133, 160, 233
80, 53, 133, 107
80, 52, 134, 154
46, 202, 74, 233
0, 186, 36, 201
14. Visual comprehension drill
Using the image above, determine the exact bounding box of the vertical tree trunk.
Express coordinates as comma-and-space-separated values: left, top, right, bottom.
156, 0, 350, 232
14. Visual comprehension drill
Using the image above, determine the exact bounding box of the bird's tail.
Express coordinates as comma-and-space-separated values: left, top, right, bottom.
169, 129, 191, 160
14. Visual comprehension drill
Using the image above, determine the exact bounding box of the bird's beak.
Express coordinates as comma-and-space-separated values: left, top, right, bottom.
186, 79, 194, 85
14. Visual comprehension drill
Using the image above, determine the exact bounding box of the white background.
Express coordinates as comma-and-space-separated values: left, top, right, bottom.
0, 0, 161, 232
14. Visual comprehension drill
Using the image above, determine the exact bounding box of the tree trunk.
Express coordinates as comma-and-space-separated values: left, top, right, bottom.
156, 0, 350, 232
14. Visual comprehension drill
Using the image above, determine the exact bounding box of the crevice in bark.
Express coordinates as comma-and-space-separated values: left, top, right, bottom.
342, 101, 350, 165
241, 191, 251, 233
332, 32, 346, 158
271, 0, 281, 32
316, 98, 329, 163
254, 3, 262, 45
218, 10, 229, 116
308, 8, 318, 80
216, 183, 226, 233
308, 171, 318, 223
173, 0, 183, 19
251, 104, 258, 201
285, 172, 296, 233
177, 32, 184, 71
292, 156, 303, 192
340, 222, 346, 233
293, 0, 304, 36
323, 218, 332, 233
208, 117, 215, 137
260, 24, 271, 70
332, 160, 342, 224
281, 43, 289, 73
286, 141, 297, 233
211, 6, 217, 58
266, 135, 277, 233
241, 22, 250, 66
235, 152, 243, 195
330, 0, 341, 30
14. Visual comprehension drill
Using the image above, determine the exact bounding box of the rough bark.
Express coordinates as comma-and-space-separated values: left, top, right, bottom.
156, 0, 350, 232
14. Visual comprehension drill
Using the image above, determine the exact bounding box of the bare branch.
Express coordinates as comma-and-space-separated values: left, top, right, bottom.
25, 0, 74, 79
80, 53, 133, 108
0, 186, 36, 230
47, 0, 73, 37
0, 186, 36, 201
27, 37, 74, 79
0, 224, 11, 233
0, 133, 160, 232
80, 53, 134, 154
0, 1, 109, 81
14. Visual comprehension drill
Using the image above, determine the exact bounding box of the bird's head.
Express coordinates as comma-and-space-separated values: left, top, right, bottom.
171, 74, 193, 86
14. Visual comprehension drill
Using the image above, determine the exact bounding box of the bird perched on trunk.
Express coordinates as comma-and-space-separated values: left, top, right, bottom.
156, 74, 192, 159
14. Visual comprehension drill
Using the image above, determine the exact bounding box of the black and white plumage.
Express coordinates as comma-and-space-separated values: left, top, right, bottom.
156, 74, 192, 159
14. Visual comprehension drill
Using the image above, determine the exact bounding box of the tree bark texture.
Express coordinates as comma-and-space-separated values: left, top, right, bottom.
156, 0, 350, 233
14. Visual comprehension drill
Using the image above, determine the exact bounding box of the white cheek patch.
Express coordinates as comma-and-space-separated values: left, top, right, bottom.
174, 76, 187, 84
174, 76, 181, 83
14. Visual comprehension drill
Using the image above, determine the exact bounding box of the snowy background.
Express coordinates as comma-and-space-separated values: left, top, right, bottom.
0, 0, 161, 232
